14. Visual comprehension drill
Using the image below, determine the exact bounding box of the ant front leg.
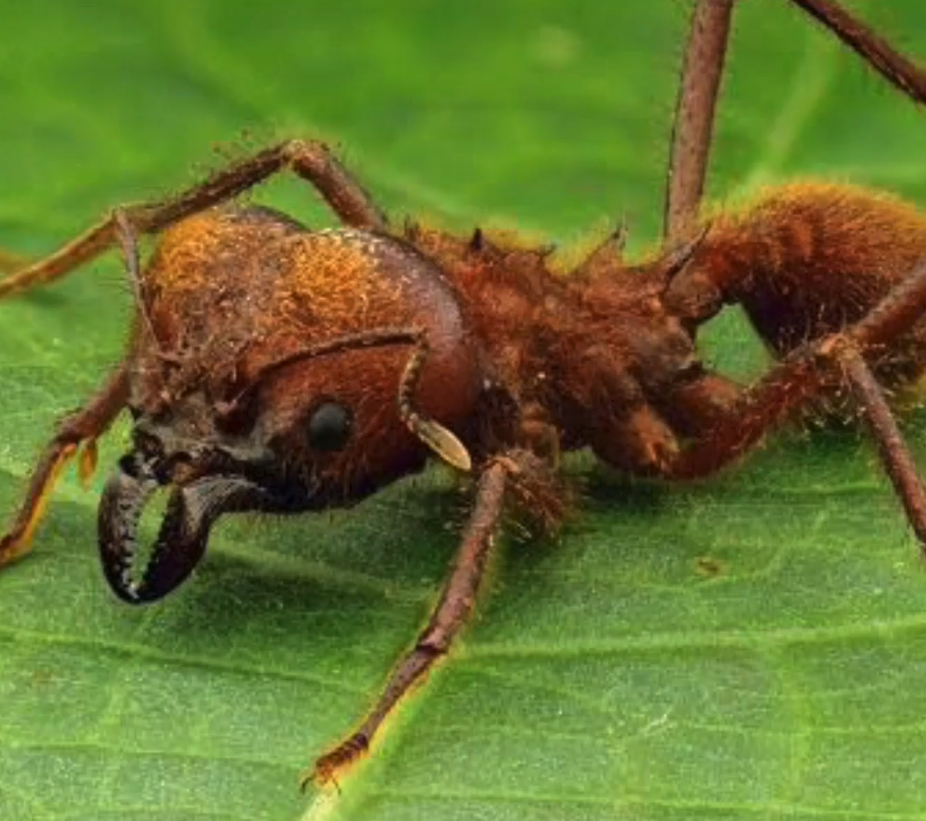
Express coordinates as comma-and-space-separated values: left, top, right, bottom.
0, 204, 178, 565
0, 364, 129, 565
0, 139, 386, 300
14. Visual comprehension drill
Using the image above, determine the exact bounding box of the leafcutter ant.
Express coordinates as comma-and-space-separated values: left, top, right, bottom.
2, 0, 926, 791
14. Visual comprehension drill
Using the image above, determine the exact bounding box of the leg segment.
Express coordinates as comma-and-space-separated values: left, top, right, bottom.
669, 349, 824, 480
669, 234, 926, 475
788, 0, 926, 107
0, 140, 387, 300
0, 363, 130, 565
668, 333, 926, 553
664, 252, 926, 547
307, 456, 512, 788
663, 0, 926, 242
840, 346, 926, 549
664, 0, 734, 241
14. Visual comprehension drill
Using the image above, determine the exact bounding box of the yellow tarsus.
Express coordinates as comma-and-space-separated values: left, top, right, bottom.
0, 443, 78, 566
78, 440, 99, 489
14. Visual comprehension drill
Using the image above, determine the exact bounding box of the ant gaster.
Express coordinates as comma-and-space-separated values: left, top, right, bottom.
3, 0, 926, 788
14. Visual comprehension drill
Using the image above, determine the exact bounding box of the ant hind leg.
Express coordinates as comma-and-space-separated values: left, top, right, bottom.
668, 253, 926, 554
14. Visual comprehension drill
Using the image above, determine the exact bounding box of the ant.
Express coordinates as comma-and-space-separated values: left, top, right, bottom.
2, 0, 926, 792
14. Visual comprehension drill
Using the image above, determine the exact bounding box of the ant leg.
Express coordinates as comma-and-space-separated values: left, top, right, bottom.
0, 139, 386, 300
787, 0, 926, 107
840, 347, 926, 546
0, 363, 129, 565
658, 369, 743, 439
668, 253, 926, 531
306, 455, 513, 788
664, 0, 734, 240
669, 350, 825, 480
664, 0, 926, 242
671, 337, 926, 550
0, 209, 169, 563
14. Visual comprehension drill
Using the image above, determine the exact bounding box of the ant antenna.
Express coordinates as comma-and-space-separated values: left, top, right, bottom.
220, 327, 472, 472
113, 208, 171, 358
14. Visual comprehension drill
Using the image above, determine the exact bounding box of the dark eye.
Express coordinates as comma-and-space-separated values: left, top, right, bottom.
307, 401, 353, 451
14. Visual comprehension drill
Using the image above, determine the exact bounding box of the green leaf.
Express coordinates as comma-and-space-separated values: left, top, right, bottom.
2, 1, 926, 820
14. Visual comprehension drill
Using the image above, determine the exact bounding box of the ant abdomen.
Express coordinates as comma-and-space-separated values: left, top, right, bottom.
667, 182, 926, 386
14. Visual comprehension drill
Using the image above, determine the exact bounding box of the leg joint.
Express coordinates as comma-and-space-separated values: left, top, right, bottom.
415, 637, 449, 658
282, 138, 331, 168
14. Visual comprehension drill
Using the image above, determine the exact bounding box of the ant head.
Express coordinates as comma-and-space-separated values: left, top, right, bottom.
100, 219, 486, 604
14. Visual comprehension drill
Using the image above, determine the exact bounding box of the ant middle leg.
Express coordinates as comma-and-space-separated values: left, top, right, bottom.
308, 454, 513, 787
0, 139, 387, 300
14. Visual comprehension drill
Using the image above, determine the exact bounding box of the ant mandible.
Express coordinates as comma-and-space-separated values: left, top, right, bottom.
2, 0, 926, 789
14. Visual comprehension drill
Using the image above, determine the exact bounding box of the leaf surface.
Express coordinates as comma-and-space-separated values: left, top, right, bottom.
1, 2, 926, 820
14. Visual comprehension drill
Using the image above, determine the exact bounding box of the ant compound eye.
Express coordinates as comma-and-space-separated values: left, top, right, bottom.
307, 401, 353, 452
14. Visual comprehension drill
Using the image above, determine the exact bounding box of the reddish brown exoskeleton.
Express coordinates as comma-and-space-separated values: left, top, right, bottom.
3, 0, 926, 789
